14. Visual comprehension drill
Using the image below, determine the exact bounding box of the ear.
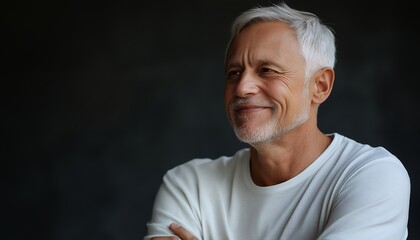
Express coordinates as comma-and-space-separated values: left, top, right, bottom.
312, 67, 335, 104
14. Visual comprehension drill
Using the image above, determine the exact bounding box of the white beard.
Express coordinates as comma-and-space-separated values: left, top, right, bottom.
232, 87, 311, 145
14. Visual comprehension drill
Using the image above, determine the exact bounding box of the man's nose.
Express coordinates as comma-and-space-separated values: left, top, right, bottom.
235, 72, 259, 97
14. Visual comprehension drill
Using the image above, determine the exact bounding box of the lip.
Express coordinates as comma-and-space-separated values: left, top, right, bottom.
234, 105, 271, 113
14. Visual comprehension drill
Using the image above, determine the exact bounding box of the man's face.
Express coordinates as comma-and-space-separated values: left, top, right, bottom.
224, 21, 311, 144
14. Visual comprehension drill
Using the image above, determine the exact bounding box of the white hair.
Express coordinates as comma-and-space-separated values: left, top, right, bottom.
226, 2, 336, 81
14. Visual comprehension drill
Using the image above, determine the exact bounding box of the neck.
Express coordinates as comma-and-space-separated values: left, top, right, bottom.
249, 124, 332, 186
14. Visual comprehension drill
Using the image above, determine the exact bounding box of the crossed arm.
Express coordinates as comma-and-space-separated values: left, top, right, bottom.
151, 223, 196, 240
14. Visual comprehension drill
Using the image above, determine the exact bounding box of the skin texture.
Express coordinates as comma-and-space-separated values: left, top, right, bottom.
151, 20, 335, 239
225, 21, 310, 145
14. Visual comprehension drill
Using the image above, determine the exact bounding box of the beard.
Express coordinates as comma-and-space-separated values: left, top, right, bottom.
229, 89, 311, 145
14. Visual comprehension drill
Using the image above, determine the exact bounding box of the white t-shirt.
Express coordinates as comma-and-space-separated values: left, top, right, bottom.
144, 133, 410, 240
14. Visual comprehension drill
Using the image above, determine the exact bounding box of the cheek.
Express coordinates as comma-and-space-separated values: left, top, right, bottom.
263, 83, 298, 115
223, 93, 235, 123
264, 84, 287, 104
223, 85, 233, 104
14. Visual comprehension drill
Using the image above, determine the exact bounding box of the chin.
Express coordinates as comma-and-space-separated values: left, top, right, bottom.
233, 123, 279, 144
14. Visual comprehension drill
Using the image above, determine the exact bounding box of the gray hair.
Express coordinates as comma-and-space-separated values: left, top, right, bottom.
226, 2, 336, 80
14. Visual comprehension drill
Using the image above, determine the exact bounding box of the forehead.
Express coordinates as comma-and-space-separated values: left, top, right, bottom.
240, 21, 295, 37
226, 21, 301, 64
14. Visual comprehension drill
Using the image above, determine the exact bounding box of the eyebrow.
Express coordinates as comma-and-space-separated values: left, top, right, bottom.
225, 62, 242, 72
256, 60, 282, 68
225, 59, 283, 71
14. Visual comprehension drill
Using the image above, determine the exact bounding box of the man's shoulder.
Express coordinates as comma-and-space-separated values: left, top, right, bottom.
334, 133, 398, 161
325, 134, 410, 201
331, 133, 407, 175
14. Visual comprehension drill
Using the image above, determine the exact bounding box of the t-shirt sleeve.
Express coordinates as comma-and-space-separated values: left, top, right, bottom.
318, 157, 411, 240
144, 160, 207, 240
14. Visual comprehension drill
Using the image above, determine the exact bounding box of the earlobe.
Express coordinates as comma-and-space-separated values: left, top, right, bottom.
312, 67, 335, 104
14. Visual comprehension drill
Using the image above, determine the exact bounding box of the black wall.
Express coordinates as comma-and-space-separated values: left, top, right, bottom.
3, 0, 419, 239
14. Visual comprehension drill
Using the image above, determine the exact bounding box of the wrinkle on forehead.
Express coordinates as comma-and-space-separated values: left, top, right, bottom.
226, 21, 303, 69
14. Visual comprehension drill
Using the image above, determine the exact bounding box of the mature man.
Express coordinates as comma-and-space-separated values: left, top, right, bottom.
144, 2, 410, 240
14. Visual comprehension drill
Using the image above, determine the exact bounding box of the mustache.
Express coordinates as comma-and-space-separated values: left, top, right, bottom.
230, 97, 275, 109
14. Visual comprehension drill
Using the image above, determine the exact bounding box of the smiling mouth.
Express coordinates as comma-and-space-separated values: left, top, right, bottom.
230, 97, 274, 115
234, 105, 271, 114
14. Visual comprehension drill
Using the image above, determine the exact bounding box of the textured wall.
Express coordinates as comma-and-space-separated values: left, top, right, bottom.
3, 0, 419, 239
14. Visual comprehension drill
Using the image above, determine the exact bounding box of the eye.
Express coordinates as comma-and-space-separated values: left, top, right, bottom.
226, 70, 241, 80
260, 67, 276, 73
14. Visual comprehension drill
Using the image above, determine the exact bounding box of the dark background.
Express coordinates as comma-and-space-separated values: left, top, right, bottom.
2, 0, 419, 239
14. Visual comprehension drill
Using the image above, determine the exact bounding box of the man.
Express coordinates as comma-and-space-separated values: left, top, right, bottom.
144, 2, 410, 240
